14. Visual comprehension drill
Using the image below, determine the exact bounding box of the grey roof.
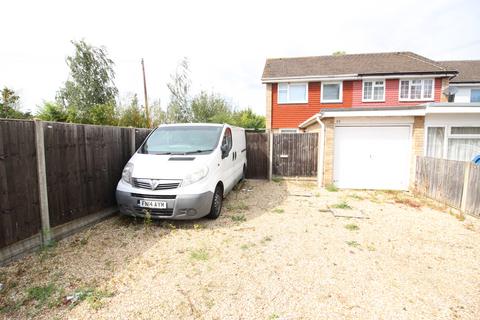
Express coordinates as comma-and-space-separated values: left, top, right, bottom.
439, 60, 480, 83
262, 52, 457, 80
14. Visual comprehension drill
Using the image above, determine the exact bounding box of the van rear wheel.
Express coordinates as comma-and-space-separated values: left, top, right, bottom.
206, 185, 223, 219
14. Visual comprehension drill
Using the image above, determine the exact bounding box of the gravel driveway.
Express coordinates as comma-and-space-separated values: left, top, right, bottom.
1, 180, 480, 319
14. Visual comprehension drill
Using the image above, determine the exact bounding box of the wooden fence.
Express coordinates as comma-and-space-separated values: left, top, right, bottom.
415, 156, 480, 217
272, 133, 318, 177
245, 132, 269, 179
0, 120, 151, 264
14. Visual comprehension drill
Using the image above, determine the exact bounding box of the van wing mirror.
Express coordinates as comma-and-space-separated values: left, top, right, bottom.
221, 144, 229, 159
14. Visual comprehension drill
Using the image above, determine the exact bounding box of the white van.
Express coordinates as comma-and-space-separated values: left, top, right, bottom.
116, 123, 247, 220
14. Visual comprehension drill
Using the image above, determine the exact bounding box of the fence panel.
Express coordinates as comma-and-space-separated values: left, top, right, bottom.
135, 128, 153, 150
415, 156, 465, 209
272, 133, 318, 177
43, 123, 131, 227
0, 120, 41, 249
245, 132, 269, 179
466, 163, 480, 217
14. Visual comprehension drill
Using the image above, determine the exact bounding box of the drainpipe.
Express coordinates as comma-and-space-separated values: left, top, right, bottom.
316, 115, 325, 188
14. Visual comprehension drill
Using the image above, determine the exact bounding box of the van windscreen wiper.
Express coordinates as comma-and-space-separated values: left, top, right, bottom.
184, 149, 214, 154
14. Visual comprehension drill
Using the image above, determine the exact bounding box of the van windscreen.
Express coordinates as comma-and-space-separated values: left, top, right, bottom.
141, 126, 223, 155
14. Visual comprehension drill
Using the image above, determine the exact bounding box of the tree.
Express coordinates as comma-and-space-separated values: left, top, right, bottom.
191, 91, 231, 123
36, 101, 68, 122
118, 94, 147, 128
150, 99, 167, 127
56, 40, 118, 124
332, 51, 346, 56
0, 87, 31, 119
231, 108, 265, 129
166, 58, 192, 123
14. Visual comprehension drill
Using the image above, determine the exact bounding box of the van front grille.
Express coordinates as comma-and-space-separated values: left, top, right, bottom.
134, 207, 174, 217
133, 178, 181, 190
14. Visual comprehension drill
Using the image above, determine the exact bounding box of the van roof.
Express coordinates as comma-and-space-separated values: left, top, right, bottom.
158, 123, 225, 128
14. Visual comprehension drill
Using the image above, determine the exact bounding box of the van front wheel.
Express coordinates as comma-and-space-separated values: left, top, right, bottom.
206, 185, 223, 219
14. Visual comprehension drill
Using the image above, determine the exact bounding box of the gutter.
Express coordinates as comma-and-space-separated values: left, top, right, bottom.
316, 116, 326, 187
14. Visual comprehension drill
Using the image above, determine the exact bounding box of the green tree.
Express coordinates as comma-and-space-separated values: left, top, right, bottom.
56, 40, 118, 124
36, 101, 68, 122
230, 108, 265, 129
332, 51, 346, 56
118, 94, 147, 128
191, 91, 231, 123
0, 87, 31, 119
166, 58, 192, 123
150, 99, 167, 127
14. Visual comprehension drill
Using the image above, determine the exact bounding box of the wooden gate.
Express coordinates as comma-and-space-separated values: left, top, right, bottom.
272, 133, 318, 177
245, 132, 269, 179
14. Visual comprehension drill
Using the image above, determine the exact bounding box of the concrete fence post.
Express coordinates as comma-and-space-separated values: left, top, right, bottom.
34, 120, 51, 245
460, 162, 471, 212
130, 128, 136, 155
268, 131, 273, 181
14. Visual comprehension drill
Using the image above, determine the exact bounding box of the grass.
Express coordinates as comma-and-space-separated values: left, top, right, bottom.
240, 243, 256, 250
26, 283, 64, 309
231, 214, 247, 222
349, 193, 364, 200
226, 201, 249, 211
76, 288, 114, 310
344, 223, 359, 231
331, 201, 352, 209
268, 314, 280, 320
271, 176, 283, 183
190, 248, 209, 261
346, 240, 361, 248
273, 208, 284, 214
325, 184, 338, 192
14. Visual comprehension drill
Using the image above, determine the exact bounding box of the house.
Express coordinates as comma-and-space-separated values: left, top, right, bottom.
439, 60, 480, 102
261, 52, 480, 190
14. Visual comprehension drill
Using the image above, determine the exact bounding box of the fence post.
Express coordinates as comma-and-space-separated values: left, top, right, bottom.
34, 120, 51, 245
268, 131, 273, 181
460, 162, 471, 212
130, 128, 136, 155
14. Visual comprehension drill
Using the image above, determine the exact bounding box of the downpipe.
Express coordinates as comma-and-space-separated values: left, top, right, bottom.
316, 116, 325, 188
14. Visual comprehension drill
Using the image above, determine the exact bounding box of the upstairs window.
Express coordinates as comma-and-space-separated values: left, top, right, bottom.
471, 89, 480, 102
363, 80, 385, 101
399, 79, 434, 101
321, 81, 343, 103
277, 83, 308, 104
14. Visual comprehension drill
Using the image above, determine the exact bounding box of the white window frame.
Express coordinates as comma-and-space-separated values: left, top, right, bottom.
424, 125, 480, 159
321, 81, 343, 103
279, 128, 299, 133
277, 82, 308, 104
398, 79, 435, 101
362, 79, 385, 102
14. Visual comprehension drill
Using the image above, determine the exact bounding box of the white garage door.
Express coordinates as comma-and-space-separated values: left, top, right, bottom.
333, 126, 411, 190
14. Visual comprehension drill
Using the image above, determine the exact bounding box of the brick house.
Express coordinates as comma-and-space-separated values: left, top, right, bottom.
261, 52, 480, 190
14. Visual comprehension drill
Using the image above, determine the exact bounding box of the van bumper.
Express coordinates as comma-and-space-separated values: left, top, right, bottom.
116, 190, 214, 220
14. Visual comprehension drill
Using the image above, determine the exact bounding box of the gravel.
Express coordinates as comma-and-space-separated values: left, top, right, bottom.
1, 180, 479, 319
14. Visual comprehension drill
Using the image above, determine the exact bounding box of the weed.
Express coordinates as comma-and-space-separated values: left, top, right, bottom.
366, 244, 376, 251
273, 208, 284, 214
268, 314, 280, 320
226, 201, 249, 211
394, 197, 421, 208
349, 193, 363, 200
325, 184, 338, 192
143, 209, 152, 229
456, 213, 466, 221
231, 214, 247, 222
345, 223, 359, 231
190, 248, 209, 261
26, 283, 62, 308
72, 288, 113, 310
240, 243, 256, 250
332, 201, 352, 209
346, 240, 361, 248
262, 236, 272, 242
272, 176, 283, 183
193, 224, 204, 230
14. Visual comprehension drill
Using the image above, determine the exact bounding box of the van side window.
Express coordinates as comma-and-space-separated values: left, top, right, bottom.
222, 128, 233, 152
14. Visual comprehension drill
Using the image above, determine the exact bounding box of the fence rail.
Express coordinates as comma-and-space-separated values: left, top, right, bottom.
415, 156, 480, 217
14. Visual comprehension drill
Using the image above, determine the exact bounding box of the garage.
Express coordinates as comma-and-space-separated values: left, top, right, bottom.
333, 125, 412, 190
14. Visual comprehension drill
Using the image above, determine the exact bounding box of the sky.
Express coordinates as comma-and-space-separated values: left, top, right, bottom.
1, 0, 479, 115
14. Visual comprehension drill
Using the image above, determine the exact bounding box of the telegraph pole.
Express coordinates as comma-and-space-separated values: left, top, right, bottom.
141, 58, 151, 127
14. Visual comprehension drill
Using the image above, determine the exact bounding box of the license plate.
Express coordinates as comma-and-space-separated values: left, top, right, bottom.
138, 199, 167, 209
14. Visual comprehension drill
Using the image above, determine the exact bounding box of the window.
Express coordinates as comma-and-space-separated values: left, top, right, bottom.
399, 79, 434, 101
321, 82, 342, 103
277, 83, 308, 104
471, 89, 480, 102
425, 126, 480, 162
279, 128, 298, 133
363, 80, 385, 101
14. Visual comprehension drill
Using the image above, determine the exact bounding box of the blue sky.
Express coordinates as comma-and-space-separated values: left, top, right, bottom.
1, 0, 479, 115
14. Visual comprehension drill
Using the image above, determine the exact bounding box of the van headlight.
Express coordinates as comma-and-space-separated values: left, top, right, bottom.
121, 162, 134, 184
182, 165, 209, 186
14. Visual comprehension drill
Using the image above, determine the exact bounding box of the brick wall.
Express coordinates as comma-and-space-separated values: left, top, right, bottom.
322, 118, 335, 186
410, 116, 425, 188
265, 84, 272, 130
